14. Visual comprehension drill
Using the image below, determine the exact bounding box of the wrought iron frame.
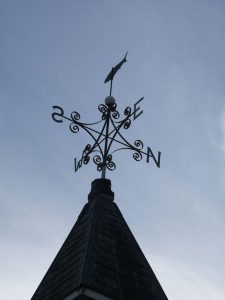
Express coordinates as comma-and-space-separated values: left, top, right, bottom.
52, 97, 161, 179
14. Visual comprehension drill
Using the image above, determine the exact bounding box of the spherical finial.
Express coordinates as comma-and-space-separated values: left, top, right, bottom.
105, 96, 116, 106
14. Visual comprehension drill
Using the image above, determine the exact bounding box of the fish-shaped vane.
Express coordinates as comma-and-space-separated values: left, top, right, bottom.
104, 52, 128, 83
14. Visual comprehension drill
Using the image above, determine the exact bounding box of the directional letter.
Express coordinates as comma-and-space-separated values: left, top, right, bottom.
74, 157, 83, 172
133, 97, 144, 120
52, 106, 64, 123
146, 146, 161, 168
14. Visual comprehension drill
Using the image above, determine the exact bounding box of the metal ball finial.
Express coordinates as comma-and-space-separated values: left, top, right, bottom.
105, 96, 116, 106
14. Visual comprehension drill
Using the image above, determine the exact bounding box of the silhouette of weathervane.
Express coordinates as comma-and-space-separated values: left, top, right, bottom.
52, 53, 161, 179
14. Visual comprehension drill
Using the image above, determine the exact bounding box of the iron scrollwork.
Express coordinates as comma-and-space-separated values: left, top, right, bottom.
52, 96, 161, 178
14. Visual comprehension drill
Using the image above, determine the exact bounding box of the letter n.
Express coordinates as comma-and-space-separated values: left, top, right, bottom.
146, 146, 161, 168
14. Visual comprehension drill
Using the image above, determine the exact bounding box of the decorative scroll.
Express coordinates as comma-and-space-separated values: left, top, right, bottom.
52, 96, 161, 178
70, 123, 80, 133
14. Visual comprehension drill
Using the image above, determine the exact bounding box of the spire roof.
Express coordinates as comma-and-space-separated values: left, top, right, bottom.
31, 179, 168, 300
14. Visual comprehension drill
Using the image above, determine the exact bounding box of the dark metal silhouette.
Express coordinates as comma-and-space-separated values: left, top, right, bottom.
104, 52, 128, 96
104, 52, 128, 83
52, 98, 161, 179
52, 54, 161, 178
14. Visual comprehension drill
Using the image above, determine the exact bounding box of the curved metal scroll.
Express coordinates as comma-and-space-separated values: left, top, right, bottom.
52, 97, 161, 178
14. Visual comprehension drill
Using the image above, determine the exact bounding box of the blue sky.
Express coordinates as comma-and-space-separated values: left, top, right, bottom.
1, 1, 225, 299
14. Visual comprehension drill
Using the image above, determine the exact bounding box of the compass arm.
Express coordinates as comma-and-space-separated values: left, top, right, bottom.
52, 105, 103, 126
110, 113, 143, 151
52, 105, 107, 157
109, 114, 161, 168
52, 93, 161, 175
78, 121, 106, 158
105, 97, 144, 154
106, 113, 131, 156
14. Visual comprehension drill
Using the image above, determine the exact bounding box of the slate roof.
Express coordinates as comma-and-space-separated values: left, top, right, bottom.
31, 179, 168, 300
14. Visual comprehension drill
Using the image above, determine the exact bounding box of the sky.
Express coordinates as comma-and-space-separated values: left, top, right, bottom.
1, 1, 225, 299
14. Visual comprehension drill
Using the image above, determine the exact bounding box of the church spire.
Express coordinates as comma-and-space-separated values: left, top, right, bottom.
31, 179, 168, 300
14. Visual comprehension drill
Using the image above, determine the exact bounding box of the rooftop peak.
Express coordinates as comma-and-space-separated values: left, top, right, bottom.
88, 178, 114, 202
31, 180, 168, 300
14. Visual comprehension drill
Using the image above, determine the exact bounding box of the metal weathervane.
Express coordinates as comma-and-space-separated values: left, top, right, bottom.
52, 52, 161, 178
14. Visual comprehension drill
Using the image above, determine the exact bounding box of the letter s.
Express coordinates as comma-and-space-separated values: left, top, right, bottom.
52, 106, 64, 123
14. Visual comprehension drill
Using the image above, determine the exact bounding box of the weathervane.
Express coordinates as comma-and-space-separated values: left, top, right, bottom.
52, 53, 161, 178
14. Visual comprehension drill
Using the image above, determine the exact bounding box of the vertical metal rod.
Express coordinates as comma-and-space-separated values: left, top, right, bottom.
110, 79, 113, 96
101, 166, 106, 179
101, 108, 110, 179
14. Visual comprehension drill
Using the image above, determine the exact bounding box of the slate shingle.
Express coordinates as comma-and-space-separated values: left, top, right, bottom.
31, 179, 168, 300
